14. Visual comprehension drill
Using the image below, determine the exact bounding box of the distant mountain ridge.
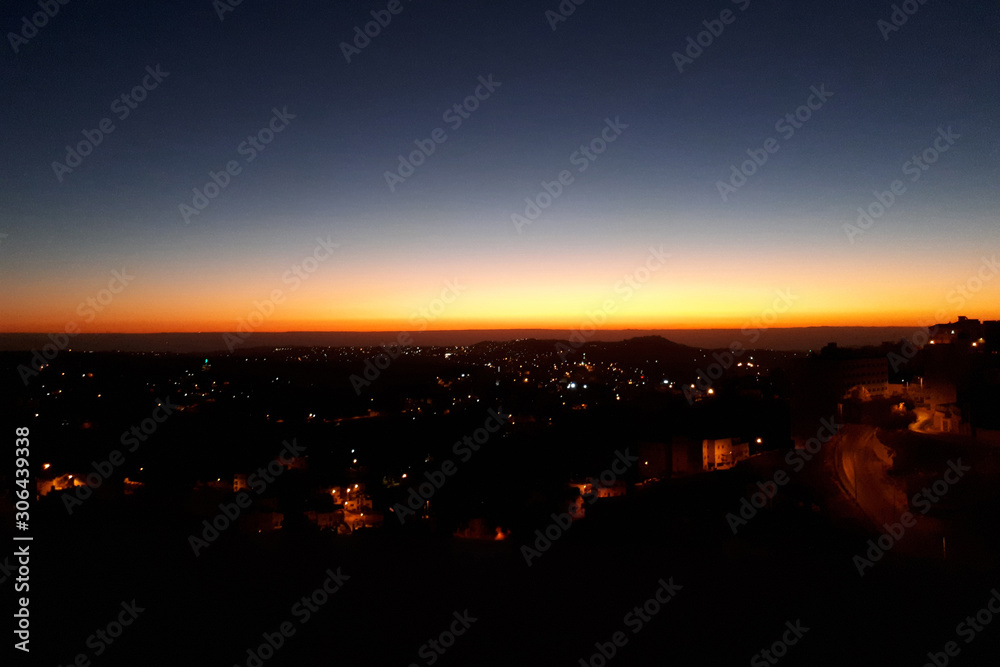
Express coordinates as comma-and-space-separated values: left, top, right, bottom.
0, 327, 929, 353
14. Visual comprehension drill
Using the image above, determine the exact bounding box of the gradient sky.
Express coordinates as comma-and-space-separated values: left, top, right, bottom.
1, 0, 998, 333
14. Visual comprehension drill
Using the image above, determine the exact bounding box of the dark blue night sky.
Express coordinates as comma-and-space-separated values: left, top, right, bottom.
2, 0, 998, 331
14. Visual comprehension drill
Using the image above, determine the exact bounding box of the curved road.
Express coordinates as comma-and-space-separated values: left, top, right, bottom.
828, 424, 908, 529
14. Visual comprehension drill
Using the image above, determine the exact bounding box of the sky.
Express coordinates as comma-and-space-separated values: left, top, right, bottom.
1, 0, 998, 334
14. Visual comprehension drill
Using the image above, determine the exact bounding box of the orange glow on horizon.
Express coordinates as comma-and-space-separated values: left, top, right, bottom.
2, 311, 992, 334
3, 240, 997, 334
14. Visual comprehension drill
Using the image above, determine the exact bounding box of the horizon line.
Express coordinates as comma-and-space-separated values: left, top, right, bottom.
0, 323, 965, 336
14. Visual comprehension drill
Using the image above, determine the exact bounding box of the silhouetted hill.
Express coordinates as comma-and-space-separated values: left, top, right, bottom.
0, 326, 939, 353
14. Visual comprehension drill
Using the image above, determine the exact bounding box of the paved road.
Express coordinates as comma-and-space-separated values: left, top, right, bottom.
829, 424, 909, 529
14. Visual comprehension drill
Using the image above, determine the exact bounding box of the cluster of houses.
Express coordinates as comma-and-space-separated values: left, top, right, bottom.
306, 482, 384, 534
635, 436, 754, 481
35, 451, 386, 535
